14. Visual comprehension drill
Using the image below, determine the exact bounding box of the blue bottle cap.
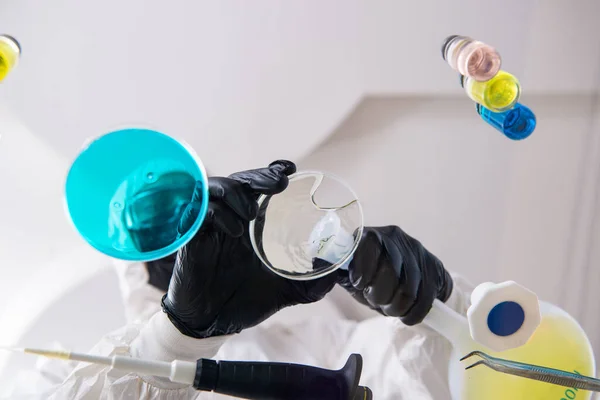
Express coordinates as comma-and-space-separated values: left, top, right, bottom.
65, 128, 209, 261
487, 301, 526, 337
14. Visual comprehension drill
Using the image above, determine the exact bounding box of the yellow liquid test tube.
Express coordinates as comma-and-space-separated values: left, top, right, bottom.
0, 34, 21, 82
461, 71, 521, 113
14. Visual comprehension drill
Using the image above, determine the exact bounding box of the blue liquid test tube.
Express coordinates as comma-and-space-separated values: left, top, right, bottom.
476, 103, 536, 140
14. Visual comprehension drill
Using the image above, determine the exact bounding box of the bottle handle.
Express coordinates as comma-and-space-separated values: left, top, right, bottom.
340, 257, 471, 347
320, 222, 540, 352
423, 299, 471, 348
346, 261, 540, 353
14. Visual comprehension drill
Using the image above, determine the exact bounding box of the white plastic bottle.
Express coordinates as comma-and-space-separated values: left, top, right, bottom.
436, 283, 595, 400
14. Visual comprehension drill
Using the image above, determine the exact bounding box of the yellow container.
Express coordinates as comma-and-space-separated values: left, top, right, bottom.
0, 34, 21, 82
462, 70, 521, 112
448, 302, 595, 400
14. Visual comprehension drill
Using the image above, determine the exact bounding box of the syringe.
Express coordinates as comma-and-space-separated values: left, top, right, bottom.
6, 347, 372, 400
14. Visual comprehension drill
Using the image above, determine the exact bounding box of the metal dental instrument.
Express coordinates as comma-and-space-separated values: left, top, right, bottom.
461, 350, 600, 392
6, 347, 373, 400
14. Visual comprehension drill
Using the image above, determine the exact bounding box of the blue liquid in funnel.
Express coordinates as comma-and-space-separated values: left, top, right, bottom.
65, 128, 209, 261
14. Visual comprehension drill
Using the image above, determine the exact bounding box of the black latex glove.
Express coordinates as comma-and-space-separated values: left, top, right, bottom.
161, 160, 340, 339
145, 254, 176, 292
339, 226, 454, 326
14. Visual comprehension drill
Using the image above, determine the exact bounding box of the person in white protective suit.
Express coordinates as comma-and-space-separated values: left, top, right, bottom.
35, 160, 474, 400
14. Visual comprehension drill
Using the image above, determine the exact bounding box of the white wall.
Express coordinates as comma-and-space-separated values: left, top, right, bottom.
1, 0, 599, 175
0, 103, 115, 388
0, 268, 125, 397
300, 94, 600, 353
561, 90, 600, 348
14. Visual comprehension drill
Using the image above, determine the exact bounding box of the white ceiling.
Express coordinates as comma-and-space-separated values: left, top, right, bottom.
0, 0, 598, 174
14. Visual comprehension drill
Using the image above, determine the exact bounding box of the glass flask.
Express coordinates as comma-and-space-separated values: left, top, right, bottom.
249, 171, 364, 280
442, 35, 502, 82
461, 71, 521, 112
476, 103, 536, 141
65, 128, 209, 261
0, 34, 21, 82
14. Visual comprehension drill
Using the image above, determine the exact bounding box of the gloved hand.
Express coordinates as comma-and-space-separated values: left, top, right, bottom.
145, 254, 176, 292
339, 226, 453, 326
162, 160, 340, 339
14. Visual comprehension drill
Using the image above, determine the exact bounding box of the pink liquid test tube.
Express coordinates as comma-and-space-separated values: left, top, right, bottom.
442, 35, 502, 82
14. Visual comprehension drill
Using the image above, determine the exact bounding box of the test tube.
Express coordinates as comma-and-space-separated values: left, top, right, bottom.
442, 35, 501, 82
0, 34, 21, 82
461, 71, 521, 113
476, 103, 536, 140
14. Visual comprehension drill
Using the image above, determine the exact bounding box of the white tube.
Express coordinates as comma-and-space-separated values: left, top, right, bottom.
112, 355, 196, 385
65, 351, 197, 385
69, 352, 113, 366
112, 356, 174, 377
423, 300, 471, 349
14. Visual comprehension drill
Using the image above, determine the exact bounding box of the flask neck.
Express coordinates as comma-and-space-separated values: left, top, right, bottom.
423, 299, 472, 350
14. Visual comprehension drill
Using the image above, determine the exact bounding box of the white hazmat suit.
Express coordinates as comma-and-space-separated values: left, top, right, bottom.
18, 261, 474, 400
